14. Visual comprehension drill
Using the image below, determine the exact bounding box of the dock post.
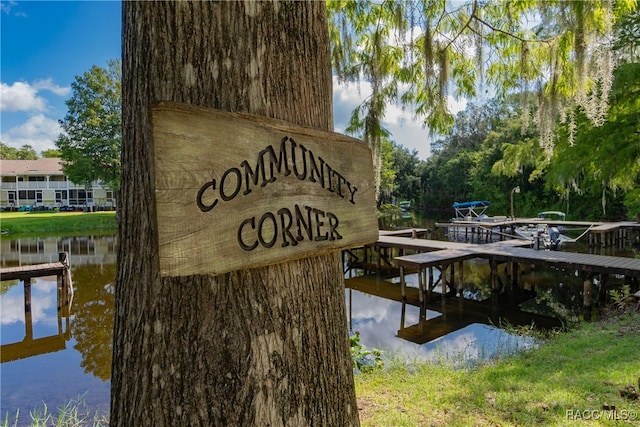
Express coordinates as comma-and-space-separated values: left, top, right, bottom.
583, 275, 593, 321
427, 267, 433, 302
450, 262, 455, 297
440, 264, 447, 318
59, 252, 72, 308
399, 266, 407, 300
490, 260, 499, 311
457, 260, 464, 309
490, 260, 498, 291
24, 277, 33, 341
599, 273, 609, 306
417, 267, 424, 303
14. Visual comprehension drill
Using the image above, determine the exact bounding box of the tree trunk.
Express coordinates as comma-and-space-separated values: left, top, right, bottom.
111, 2, 360, 426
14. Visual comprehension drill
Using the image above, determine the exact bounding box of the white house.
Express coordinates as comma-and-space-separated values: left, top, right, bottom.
0, 158, 116, 211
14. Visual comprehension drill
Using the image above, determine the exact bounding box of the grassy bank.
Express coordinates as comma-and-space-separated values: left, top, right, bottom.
3, 310, 638, 426
356, 309, 640, 426
0, 211, 117, 236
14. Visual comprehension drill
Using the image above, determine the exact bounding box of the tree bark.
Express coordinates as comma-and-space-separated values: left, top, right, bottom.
111, 2, 360, 426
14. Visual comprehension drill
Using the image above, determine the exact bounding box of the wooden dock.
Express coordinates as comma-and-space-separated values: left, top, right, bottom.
0, 253, 73, 363
345, 230, 640, 315
0, 260, 69, 282
381, 235, 640, 313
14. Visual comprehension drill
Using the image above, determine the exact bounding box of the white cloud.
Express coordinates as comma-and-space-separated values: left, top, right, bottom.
0, 1, 17, 15
1, 279, 57, 326
1, 81, 46, 112
333, 77, 469, 159
1, 79, 70, 112
1, 114, 63, 154
33, 78, 71, 97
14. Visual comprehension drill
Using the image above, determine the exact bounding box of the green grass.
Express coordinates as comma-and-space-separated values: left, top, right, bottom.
0, 211, 117, 236
355, 310, 640, 426
2, 397, 109, 427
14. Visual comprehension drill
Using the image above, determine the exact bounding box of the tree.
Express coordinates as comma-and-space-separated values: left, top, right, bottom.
111, 3, 359, 426
41, 148, 62, 158
55, 60, 121, 190
0, 142, 38, 160
328, 0, 637, 197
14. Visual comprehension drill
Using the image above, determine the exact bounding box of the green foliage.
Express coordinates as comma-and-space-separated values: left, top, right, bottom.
378, 137, 396, 202
609, 284, 634, 311
350, 332, 384, 373
0, 142, 38, 159
55, 59, 121, 191
543, 62, 640, 219
41, 148, 62, 158
378, 139, 427, 207
328, 0, 636, 175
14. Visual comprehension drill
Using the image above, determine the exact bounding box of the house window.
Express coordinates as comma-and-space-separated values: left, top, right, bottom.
69, 189, 93, 205
55, 190, 68, 203
18, 190, 36, 200
21, 239, 45, 254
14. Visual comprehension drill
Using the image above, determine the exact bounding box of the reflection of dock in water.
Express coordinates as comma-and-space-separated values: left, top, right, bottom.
0, 253, 73, 363
346, 275, 562, 346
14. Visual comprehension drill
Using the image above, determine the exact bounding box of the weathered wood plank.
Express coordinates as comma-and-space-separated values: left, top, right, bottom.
395, 249, 477, 269
152, 102, 378, 277
0, 263, 66, 282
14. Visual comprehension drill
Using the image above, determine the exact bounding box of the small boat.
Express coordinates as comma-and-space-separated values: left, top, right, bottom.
514, 223, 575, 250
399, 200, 412, 219
538, 211, 566, 221
399, 200, 412, 211
537, 211, 567, 232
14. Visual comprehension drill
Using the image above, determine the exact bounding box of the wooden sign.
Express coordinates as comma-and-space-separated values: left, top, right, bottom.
152, 102, 378, 277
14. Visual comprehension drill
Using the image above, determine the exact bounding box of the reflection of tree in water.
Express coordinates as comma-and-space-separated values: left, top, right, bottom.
1, 279, 20, 296
70, 263, 116, 381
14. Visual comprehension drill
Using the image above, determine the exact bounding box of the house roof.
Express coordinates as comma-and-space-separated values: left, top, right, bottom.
0, 158, 64, 176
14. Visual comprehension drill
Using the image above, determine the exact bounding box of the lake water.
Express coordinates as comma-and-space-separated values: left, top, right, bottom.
1, 225, 634, 421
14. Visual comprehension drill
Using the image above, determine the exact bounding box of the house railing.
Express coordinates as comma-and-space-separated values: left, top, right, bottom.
0, 182, 101, 190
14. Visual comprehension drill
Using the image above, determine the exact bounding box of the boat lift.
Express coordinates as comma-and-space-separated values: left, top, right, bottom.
452, 200, 491, 221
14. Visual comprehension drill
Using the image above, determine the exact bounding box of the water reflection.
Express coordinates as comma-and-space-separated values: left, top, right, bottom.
1, 278, 71, 363
70, 263, 115, 381
1, 235, 115, 419
345, 272, 559, 367
348, 286, 536, 367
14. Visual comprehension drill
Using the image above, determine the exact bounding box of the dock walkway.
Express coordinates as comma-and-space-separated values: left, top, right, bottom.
0, 261, 68, 281
387, 234, 640, 307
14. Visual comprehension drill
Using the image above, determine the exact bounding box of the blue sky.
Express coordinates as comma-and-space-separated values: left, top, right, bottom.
1, 1, 121, 155
1, 1, 459, 159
